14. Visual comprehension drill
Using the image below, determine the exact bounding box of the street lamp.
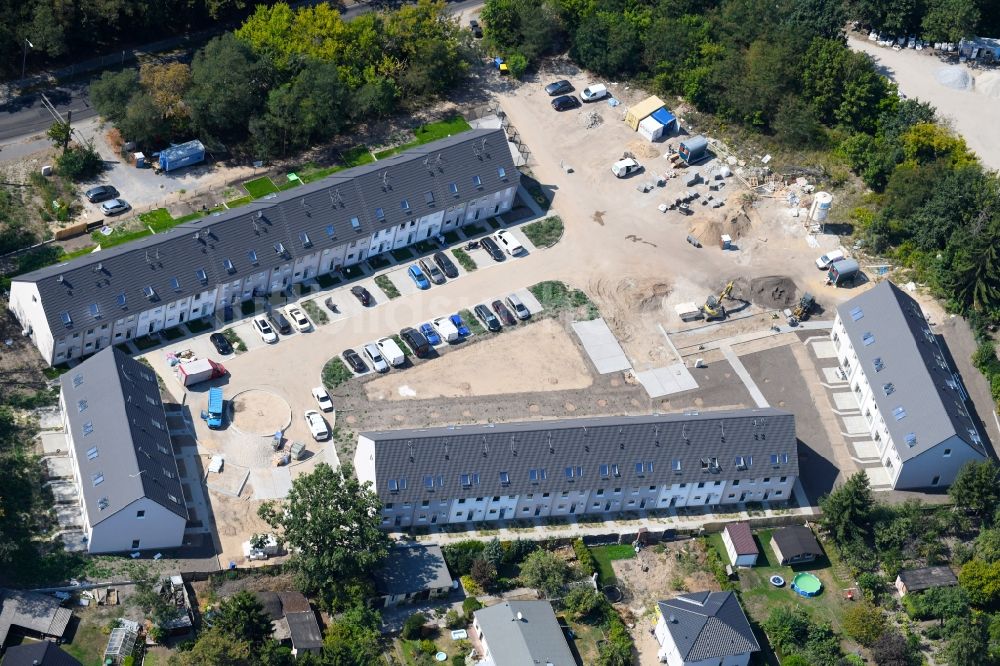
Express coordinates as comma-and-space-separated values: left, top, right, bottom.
21, 38, 34, 83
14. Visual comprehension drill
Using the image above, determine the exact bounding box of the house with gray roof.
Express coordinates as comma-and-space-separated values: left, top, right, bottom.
831, 281, 987, 489
58, 346, 187, 553
895, 565, 958, 597
0, 590, 72, 651
9, 128, 518, 365
472, 601, 574, 666
654, 591, 759, 666
372, 543, 453, 607
354, 408, 798, 528
2, 641, 81, 666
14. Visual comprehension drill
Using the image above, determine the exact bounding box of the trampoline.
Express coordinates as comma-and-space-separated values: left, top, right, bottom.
791, 572, 822, 597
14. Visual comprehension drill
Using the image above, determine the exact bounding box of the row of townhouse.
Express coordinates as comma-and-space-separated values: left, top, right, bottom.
354, 408, 799, 528
831, 281, 986, 489
8, 128, 518, 365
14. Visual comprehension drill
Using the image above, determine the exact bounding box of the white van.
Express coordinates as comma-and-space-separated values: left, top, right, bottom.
377, 337, 406, 367
815, 249, 845, 269
612, 158, 641, 178
581, 83, 608, 102
432, 316, 460, 342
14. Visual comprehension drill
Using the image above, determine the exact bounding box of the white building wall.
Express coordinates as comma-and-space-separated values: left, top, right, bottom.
895, 436, 984, 489
655, 616, 751, 666
8, 281, 54, 363
88, 497, 186, 554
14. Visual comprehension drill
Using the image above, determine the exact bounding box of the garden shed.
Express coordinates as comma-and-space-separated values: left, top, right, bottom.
625, 95, 666, 130
158, 140, 205, 172
638, 107, 677, 142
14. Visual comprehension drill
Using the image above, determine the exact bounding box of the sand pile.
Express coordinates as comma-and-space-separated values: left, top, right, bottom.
627, 140, 661, 159
976, 70, 1000, 99
589, 276, 672, 342
580, 111, 604, 129
937, 66, 973, 91
728, 276, 798, 309
687, 207, 754, 245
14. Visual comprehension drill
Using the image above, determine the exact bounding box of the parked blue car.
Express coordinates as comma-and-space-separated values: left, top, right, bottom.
408, 265, 430, 290
420, 323, 441, 346
450, 313, 471, 336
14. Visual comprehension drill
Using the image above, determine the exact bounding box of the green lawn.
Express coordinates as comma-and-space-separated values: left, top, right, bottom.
63, 619, 117, 666
243, 176, 279, 198
708, 529, 852, 638
528, 280, 599, 319
322, 357, 353, 388
451, 248, 476, 272
460, 308, 485, 335
375, 116, 472, 159
139, 207, 173, 230
375, 274, 400, 299
91, 226, 152, 249
561, 614, 605, 665
590, 544, 635, 586
301, 299, 329, 325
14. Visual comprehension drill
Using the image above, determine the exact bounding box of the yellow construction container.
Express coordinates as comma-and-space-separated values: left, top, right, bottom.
624, 95, 666, 130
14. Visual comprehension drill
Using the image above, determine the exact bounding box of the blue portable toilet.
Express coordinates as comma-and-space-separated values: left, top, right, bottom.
158, 140, 206, 172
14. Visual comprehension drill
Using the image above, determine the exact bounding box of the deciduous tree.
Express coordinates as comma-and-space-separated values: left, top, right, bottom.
519, 549, 570, 597
950, 460, 1000, 521
258, 463, 388, 607
89, 70, 140, 124
214, 591, 272, 646
841, 601, 887, 646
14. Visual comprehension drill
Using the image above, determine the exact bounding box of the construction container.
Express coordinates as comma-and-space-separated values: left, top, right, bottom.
679, 136, 709, 165
720, 234, 732, 250
158, 140, 205, 172
624, 96, 666, 131
828, 258, 860, 286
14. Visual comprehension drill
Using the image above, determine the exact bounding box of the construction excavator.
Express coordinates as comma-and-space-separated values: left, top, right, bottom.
702, 281, 735, 321
792, 292, 815, 321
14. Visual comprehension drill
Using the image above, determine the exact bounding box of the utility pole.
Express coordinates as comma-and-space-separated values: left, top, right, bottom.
20, 38, 33, 85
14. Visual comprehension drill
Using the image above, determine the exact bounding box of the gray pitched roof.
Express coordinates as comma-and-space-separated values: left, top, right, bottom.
0, 590, 72, 648
374, 544, 453, 596
16, 128, 515, 338
360, 408, 797, 503
770, 526, 821, 559
285, 611, 322, 650
836, 281, 985, 461
474, 601, 574, 666
59, 347, 187, 525
657, 591, 760, 661
897, 566, 958, 592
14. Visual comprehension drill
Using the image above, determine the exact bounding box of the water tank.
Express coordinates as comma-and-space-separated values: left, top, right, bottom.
810, 191, 833, 221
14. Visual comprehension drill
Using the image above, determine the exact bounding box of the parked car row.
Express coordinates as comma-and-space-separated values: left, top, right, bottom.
340, 293, 531, 376
251, 306, 314, 343
547, 80, 609, 111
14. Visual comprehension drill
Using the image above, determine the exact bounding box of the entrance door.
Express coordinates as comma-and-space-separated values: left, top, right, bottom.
640, 499, 647, 510
534, 507, 541, 517
570, 504, 576, 514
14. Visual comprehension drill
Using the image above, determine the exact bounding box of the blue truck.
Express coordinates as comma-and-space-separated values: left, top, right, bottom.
206, 387, 224, 429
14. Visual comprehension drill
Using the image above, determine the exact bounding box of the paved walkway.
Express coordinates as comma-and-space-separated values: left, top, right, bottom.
720, 343, 768, 407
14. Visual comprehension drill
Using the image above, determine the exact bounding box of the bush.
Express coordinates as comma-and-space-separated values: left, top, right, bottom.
322, 357, 353, 388
444, 541, 486, 577
505, 538, 538, 564
505, 52, 529, 79
418, 639, 436, 654
470, 557, 497, 591
573, 539, 596, 577
842, 602, 887, 647
451, 248, 477, 272
462, 596, 482, 620
451, 655, 465, 666
563, 586, 602, 619
460, 574, 482, 596
402, 612, 426, 640
521, 216, 564, 248
445, 609, 463, 629
57, 145, 104, 181
374, 274, 400, 299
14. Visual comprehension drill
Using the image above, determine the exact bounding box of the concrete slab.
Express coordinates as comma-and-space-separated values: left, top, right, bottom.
720, 344, 768, 408
821, 367, 846, 384
634, 364, 699, 398
842, 415, 870, 435
386, 265, 421, 296
831, 392, 860, 411
571, 318, 632, 374
513, 288, 544, 315
249, 467, 292, 500
207, 462, 250, 498
852, 440, 880, 460
44, 456, 75, 479
37, 408, 63, 430
55, 504, 82, 529
811, 340, 838, 358
48, 481, 79, 503
62, 532, 89, 552
41, 431, 69, 455
863, 466, 892, 488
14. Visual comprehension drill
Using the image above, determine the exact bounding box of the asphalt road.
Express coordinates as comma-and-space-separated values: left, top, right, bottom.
0, 0, 483, 145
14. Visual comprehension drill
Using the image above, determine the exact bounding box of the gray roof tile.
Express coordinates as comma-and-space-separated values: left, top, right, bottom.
474, 601, 575, 665
836, 281, 985, 461
17, 128, 515, 338
360, 408, 797, 503
59, 347, 187, 525
657, 591, 760, 660
374, 544, 453, 596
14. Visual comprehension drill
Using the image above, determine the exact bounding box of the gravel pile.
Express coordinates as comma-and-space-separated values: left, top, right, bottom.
936, 66, 973, 91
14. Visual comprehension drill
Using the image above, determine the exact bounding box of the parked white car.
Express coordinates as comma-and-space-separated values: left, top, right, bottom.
815, 249, 845, 269
581, 83, 608, 101
363, 343, 389, 373
252, 316, 278, 344
304, 410, 330, 441
311, 386, 333, 412
493, 229, 524, 256
611, 158, 641, 178
286, 307, 311, 332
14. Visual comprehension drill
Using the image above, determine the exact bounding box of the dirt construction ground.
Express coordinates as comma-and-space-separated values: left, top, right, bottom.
364, 318, 592, 401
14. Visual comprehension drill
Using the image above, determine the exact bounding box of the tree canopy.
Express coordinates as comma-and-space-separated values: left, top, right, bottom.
258, 463, 389, 607
518, 549, 570, 597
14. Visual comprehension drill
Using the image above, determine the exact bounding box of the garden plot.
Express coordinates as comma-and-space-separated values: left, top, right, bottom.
363, 318, 592, 401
